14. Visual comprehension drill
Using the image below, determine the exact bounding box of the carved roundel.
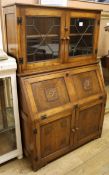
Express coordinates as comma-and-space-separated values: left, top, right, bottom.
81, 77, 92, 91
44, 87, 59, 102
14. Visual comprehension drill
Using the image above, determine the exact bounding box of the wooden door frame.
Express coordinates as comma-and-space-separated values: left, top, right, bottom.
20, 7, 66, 72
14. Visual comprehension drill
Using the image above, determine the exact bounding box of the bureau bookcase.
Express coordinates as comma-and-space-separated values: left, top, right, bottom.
2, 3, 106, 171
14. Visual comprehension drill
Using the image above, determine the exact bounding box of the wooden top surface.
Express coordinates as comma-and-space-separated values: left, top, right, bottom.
3, 2, 102, 12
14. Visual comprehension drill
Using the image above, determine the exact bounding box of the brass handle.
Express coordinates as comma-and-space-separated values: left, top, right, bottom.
72, 129, 76, 133
76, 128, 79, 131
66, 37, 70, 40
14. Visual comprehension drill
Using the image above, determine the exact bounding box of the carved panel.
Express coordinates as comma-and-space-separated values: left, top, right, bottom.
72, 70, 101, 100
32, 77, 70, 112
44, 87, 59, 102
81, 76, 93, 91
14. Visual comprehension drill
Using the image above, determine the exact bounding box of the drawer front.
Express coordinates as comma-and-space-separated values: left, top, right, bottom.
71, 70, 101, 100
40, 116, 71, 158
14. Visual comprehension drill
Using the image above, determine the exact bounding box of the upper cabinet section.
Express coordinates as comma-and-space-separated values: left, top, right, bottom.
3, 4, 101, 73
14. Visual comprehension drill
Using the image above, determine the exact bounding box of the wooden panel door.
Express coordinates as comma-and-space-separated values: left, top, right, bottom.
75, 100, 105, 146
65, 10, 101, 66
40, 115, 71, 158
20, 7, 65, 72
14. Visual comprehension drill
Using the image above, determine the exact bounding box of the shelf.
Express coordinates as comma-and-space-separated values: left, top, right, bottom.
27, 34, 59, 39
69, 33, 93, 36
71, 47, 92, 51
0, 126, 15, 134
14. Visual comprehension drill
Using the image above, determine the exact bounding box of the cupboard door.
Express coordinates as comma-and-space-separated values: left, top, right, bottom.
76, 101, 105, 146
40, 115, 71, 158
20, 7, 65, 71
65, 11, 100, 65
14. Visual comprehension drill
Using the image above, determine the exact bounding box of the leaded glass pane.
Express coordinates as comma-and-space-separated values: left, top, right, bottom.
69, 18, 95, 57
26, 16, 60, 62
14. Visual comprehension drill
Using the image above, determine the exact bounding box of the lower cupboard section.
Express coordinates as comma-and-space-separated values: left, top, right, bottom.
21, 100, 105, 171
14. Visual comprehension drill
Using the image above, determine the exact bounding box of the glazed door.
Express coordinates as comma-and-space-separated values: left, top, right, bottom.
65, 11, 100, 66
75, 100, 105, 146
0, 78, 16, 156
20, 7, 65, 71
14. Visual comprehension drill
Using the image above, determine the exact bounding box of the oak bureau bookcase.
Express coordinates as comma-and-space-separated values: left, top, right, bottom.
2, 3, 107, 171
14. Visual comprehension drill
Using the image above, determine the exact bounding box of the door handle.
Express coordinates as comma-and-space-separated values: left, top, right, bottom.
72, 129, 76, 133
76, 128, 79, 131
66, 36, 70, 40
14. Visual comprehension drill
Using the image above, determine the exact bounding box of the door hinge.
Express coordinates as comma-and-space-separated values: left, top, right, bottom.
95, 49, 98, 54
33, 128, 37, 134
17, 17, 22, 25
19, 58, 23, 64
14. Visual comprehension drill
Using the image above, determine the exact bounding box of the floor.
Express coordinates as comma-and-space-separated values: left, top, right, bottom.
0, 113, 109, 175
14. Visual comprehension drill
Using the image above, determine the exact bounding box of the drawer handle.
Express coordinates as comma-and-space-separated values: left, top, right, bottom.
40, 115, 47, 120
76, 128, 79, 131
72, 129, 76, 133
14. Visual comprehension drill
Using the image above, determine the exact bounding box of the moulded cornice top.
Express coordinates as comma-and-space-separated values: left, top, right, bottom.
2, 2, 102, 12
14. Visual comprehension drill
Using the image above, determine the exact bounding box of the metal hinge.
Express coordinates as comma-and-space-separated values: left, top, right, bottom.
17, 17, 22, 25
19, 58, 23, 64
33, 128, 37, 134
95, 49, 98, 54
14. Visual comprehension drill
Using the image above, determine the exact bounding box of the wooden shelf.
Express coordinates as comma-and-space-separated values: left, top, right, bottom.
27, 34, 59, 39
71, 47, 92, 51
70, 33, 93, 36
0, 126, 15, 134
